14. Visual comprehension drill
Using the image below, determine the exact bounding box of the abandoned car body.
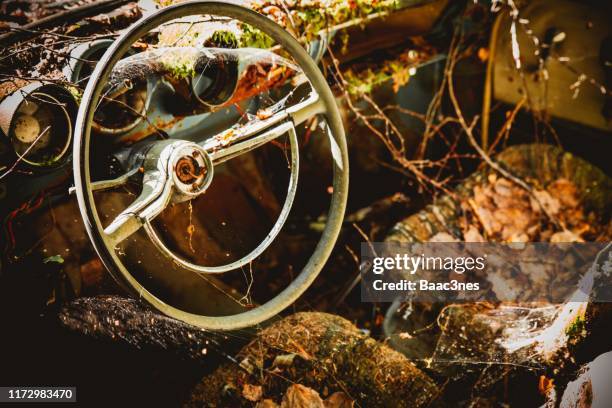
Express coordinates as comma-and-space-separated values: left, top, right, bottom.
0, 0, 611, 406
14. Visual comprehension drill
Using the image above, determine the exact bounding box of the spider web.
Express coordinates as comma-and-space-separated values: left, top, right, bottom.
386, 244, 612, 385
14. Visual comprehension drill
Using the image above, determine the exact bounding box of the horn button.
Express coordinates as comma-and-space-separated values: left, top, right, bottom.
170, 143, 213, 200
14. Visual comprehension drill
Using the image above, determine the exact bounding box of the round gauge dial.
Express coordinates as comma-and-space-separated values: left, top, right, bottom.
91, 83, 148, 134
9, 92, 72, 167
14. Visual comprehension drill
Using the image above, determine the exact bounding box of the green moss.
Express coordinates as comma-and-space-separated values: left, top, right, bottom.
67, 86, 82, 104
342, 45, 428, 96
239, 23, 275, 49
206, 30, 239, 48
287, 0, 398, 40
344, 60, 411, 95
154, 0, 405, 94
43, 255, 65, 264
159, 49, 199, 80
296, 8, 329, 39
565, 314, 587, 339
165, 62, 195, 80
240, 0, 399, 48
156, 0, 399, 53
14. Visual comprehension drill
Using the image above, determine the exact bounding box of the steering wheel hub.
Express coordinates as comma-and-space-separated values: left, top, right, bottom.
170, 143, 213, 198
175, 156, 203, 183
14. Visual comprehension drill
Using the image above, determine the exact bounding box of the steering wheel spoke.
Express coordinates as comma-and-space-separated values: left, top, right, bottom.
286, 92, 325, 126
146, 123, 299, 274
201, 92, 323, 164
104, 168, 172, 247
207, 120, 294, 165
69, 167, 140, 195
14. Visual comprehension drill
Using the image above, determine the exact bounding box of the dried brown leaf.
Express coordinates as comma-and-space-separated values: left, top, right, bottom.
257, 399, 280, 408
272, 353, 297, 369
550, 230, 584, 243
324, 392, 354, 408
463, 226, 486, 242
243, 383, 263, 402
280, 384, 325, 408
547, 178, 579, 208
429, 232, 458, 242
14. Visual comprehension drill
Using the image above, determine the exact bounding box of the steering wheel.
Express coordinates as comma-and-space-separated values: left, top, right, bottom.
73, 0, 348, 330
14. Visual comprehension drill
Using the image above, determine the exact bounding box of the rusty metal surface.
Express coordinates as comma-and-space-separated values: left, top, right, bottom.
493, 0, 611, 131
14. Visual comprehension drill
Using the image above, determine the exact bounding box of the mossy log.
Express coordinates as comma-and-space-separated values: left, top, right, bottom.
186, 312, 438, 407
386, 144, 611, 244
58, 295, 244, 364
384, 145, 612, 402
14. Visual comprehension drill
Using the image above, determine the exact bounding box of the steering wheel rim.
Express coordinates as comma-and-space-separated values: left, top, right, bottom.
73, 0, 348, 331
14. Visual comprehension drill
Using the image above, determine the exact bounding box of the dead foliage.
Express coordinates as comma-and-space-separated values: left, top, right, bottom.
186, 312, 438, 408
